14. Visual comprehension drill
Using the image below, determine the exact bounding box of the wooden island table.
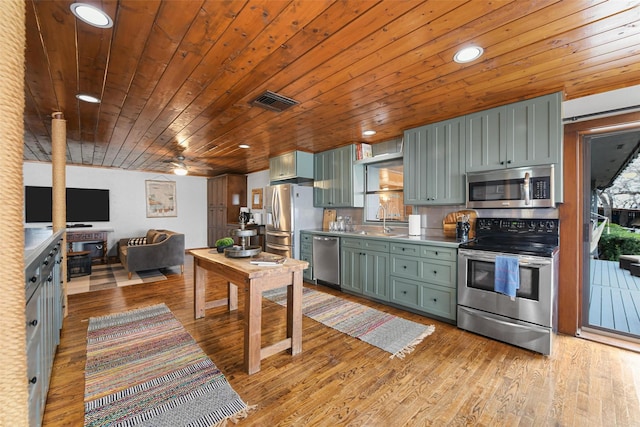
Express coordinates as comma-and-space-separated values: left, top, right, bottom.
188, 249, 308, 374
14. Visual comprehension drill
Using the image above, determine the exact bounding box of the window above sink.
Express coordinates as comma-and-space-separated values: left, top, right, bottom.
364, 158, 412, 223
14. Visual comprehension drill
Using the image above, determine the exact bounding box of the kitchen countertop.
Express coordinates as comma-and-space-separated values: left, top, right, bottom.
302, 229, 462, 248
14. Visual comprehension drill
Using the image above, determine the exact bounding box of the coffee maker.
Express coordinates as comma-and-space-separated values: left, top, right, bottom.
239, 207, 253, 225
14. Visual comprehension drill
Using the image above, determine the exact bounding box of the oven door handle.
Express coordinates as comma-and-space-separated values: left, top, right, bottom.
519, 261, 550, 268
460, 252, 551, 267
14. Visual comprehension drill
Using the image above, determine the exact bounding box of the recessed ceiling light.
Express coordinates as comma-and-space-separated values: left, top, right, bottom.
76, 94, 101, 103
239, 144, 250, 149
70, 3, 113, 28
363, 130, 376, 136
453, 46, 484, 63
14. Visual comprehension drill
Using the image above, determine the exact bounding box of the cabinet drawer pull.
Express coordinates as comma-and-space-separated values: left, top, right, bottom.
403, 265, 407, 269
30, 276, 37, 283
402, 290, 407, 295
29, 377, 37, 385
29, 319, 38, 327
433, 270, 437, 275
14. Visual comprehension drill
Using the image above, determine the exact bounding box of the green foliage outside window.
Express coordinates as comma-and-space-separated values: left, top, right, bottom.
598, 223, 640, 261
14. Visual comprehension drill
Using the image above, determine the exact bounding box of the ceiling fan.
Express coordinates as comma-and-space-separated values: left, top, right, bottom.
162, 154, 215, 176
164, 155, 189, 175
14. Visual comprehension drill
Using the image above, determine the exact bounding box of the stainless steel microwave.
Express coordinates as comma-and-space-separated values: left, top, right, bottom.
466, 164, 555, 208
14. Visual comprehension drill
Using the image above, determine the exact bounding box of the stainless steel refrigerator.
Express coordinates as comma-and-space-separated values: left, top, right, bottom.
265, 183, 322, 259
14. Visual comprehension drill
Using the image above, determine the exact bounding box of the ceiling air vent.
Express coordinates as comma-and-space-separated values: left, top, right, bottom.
250, 90, 299, 112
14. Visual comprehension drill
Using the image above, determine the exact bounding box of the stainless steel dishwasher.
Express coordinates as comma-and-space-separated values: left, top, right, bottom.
312, 236, 340, 289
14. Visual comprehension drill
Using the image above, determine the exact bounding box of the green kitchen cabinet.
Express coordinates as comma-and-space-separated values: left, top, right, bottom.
341, 237, 389, 301
300, 231, 314, 282
269, 151, 314, 183
389, 241, 457, 321
404, 117, 466, 205
314, 145, 364, 207
466, 92, 562, 172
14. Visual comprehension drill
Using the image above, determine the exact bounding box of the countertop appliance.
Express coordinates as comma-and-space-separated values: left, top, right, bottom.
265, 183, 322, 259
466, 164, 555, 209
312, 235, 340, 289
457, 218, 559, 355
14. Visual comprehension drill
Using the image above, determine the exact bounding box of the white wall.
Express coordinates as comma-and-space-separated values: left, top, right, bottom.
246, 169, 270, 224
23, 162, 208, 254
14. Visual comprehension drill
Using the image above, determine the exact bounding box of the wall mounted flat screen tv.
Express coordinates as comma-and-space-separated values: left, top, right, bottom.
25, 186, 110, 223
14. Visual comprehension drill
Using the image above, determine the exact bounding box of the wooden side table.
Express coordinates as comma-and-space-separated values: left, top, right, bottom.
66, 230, 110, 264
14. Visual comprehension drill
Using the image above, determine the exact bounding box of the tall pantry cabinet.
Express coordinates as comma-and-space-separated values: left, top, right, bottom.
207, 174, 247, 247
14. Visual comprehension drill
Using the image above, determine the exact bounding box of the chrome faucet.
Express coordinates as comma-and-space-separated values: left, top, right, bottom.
378, 203, 391, 233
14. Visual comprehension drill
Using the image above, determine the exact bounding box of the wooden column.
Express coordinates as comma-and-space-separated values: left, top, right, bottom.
0, 1, 28, 425
51, 112, 68, 314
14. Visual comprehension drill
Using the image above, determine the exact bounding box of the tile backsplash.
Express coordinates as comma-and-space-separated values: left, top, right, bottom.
331, 204, 559, 235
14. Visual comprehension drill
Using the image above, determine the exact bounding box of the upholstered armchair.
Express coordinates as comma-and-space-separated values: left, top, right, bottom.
118, 229, 185, 279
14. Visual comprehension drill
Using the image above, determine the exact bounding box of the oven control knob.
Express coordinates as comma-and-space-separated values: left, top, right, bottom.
546, 221, 555, 230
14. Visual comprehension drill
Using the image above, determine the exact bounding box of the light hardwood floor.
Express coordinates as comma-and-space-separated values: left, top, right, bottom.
43, 255, 640, 426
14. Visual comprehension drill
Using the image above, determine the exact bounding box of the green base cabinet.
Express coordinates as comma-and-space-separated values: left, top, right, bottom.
389, 277, 456, 321
25, 232, 64, 427
389, 241, 457, 321
300, 231, 314, 282
341, 237, 389, 301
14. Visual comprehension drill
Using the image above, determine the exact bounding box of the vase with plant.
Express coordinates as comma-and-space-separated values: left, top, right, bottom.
215, 237, 234, 253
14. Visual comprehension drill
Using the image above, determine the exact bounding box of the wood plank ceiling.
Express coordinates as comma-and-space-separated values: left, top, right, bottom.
23, 0, 640, 177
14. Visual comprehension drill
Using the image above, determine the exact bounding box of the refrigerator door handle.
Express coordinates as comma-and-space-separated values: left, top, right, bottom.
272, 188, 280, 229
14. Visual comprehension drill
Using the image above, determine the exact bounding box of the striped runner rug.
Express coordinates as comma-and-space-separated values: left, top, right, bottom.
84, 304, 251, 427
264, 287, 435, 359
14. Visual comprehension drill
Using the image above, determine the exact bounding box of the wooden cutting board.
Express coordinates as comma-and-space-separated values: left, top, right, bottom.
323, 209, 337, 230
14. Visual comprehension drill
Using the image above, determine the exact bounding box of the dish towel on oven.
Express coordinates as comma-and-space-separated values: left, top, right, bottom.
494, 255, 520, 300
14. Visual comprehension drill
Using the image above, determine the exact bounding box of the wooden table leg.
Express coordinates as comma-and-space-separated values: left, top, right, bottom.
244, 278, 262, 374
288, 270, 303, 355
194, 259, 206, 319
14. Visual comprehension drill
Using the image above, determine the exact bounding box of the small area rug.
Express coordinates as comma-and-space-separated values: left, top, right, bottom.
84, 303, 252, 427
264, 287, 435, 359
68, 264, 166, 295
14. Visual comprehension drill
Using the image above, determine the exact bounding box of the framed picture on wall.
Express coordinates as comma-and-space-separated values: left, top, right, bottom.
251, 188, 263, 209
145, 180, 177, 217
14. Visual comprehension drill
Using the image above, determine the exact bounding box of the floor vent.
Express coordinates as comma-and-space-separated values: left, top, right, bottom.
250, 90, 299, 112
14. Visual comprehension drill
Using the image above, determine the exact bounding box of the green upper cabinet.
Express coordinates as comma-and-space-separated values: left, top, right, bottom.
465, 105, 507, 172
404, 117, 466, 205
466, 92, 562, 172
313, 145, 364, 207
269, 150, 314, 183
505, 92, 562, 168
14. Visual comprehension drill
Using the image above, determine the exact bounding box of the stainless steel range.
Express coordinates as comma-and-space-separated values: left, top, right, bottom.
457, 218, 559, 355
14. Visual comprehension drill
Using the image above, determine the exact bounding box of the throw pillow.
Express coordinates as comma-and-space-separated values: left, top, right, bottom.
127, 237, 147, 246
146, 229, 158, 242
154, 233, 168, 243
